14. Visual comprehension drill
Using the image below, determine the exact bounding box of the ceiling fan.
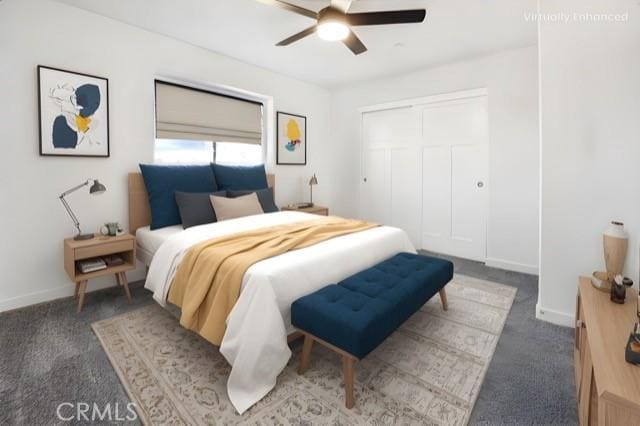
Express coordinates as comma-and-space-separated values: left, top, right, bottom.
255, 0, 426, 55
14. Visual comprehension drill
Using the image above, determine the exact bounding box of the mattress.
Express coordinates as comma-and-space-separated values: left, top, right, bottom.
135, 225, 183, 265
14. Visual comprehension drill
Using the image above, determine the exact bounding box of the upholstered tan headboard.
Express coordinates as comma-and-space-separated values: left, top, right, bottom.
128, 172, 275, 234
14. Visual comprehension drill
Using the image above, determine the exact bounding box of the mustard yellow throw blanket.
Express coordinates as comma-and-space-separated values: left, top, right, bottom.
168, 216, 378, 345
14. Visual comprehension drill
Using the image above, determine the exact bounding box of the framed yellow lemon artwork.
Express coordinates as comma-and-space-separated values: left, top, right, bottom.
276, 111, 306, 165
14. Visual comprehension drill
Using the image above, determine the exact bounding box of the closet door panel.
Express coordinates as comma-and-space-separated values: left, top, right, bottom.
420, 96, 488, 146
390, 148, 421, 247
450, 144, 488, 260
363, 107, 416, 147
360, 148, 390, 224
421, 146, 451, 252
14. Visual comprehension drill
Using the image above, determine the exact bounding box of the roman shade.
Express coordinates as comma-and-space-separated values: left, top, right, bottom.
155, 81, 263, 144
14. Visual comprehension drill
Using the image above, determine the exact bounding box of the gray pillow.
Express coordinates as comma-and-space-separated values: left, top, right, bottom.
175, 190, 226, 229
227, 188, 279, 213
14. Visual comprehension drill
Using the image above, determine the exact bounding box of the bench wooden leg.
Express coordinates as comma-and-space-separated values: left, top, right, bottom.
343, 355, 355, 409
298, 334, 314, 375
439, 288, 448, 311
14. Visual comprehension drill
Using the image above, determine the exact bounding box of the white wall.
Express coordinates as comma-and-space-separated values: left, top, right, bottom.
538, 0, 640, 326
0, 0, 337, 311
331, 46, 540, 274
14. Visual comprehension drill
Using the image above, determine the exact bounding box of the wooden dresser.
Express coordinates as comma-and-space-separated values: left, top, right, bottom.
575, 276, 640, 425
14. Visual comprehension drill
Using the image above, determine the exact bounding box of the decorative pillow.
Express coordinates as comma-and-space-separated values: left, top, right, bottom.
175, 190, 227, 229
139, 164, 218, 230
227, 188, 278, 213
210, 192, 264, 221
211, 163, 268, 190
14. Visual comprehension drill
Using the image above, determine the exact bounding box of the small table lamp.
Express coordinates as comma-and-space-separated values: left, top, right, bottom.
59, 179, 107, 240
308, 174, 318, 207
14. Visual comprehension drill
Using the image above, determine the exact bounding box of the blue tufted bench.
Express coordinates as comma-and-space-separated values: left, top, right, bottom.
291, 252, 453, 408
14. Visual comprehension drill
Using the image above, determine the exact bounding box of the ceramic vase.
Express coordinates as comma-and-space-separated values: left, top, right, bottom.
603, 221, 628, 281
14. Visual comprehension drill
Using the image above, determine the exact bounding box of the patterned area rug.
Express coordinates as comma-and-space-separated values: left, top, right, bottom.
92, 274, 516, 425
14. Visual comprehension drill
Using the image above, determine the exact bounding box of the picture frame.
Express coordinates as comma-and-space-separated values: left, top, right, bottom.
38, 65, 110, 157
276, 111, 306, 165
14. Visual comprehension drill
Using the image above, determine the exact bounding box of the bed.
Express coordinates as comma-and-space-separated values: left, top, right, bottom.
127, 172, 416, 414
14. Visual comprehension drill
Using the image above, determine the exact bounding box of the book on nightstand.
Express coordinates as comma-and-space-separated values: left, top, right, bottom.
103, 254, 125, 267
77, 258, 107, 274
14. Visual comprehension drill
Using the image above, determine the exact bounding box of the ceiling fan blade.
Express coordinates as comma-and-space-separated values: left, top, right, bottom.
330, 0, 353, 13
347, 9, 426, 26
276, 25, 317, 46
342, 30, 367, 55
254, 0, 317, 19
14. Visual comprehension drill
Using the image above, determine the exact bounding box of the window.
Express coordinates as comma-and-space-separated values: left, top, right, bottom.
154, 139, 213, 164
154, 139, 262, 165
215, 142, 262, 165
154, 81, 264, 165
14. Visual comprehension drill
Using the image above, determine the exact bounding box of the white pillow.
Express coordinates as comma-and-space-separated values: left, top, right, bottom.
210, 192, 264, 221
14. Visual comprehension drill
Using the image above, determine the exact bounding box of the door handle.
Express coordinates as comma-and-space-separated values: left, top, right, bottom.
363, 177, 367, 182
477, 181, 484, 188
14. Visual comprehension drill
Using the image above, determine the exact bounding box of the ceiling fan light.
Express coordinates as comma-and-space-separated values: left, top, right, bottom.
317, 21, 349, 41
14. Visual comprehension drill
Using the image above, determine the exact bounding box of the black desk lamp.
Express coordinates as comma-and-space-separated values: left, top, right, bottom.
308, 174, 318, 207
59, 179, 107, 240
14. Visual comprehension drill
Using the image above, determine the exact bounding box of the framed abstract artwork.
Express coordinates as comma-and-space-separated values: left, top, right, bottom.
38, 65, 110, 157
276, 111, 306, 165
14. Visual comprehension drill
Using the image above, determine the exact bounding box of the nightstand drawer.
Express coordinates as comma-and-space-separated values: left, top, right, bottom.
75, 240, 133, 260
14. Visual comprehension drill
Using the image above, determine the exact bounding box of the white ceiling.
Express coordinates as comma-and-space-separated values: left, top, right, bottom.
55, 0, 537, 88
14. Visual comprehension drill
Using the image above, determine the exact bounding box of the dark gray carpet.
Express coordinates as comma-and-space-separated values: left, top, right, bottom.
0, 254, 577, 425
420, 252, 578, 425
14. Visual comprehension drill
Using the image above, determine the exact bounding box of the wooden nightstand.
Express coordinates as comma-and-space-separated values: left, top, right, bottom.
282, 205, 329, 216
64, 234, 136, 312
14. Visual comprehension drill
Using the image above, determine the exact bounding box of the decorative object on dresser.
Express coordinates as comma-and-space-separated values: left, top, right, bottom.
276, 111, 306, 165
591, 221, 629, 293
100, 222, 122, 237
626, 297, 640, 365
38, 65, 109, 157
308, 173, 318, 207
575, 276, 640, 425
59, 179, 107, 240
64, 234, 135, 312
292, 253, 453, 408
281, 204, 328, 216
603, 221, 628, 281
610, 274, 633, 304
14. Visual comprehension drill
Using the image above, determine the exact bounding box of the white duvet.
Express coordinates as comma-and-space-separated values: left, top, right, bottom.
145, 211, 415, 414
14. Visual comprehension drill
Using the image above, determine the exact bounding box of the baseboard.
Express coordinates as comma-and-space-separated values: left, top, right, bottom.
485, 257, 539, 275
536, 302, 574, 328
0, 269, 146, 313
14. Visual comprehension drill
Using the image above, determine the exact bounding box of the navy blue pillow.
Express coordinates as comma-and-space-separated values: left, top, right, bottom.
139, 164, 217, 230
211, 164, 268, 190
227, 188, 279, 213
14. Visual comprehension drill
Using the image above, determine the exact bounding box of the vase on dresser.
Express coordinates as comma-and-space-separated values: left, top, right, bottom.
603, 221, 628, 281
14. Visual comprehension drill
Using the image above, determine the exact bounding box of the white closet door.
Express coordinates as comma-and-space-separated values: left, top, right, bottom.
390, 148, 421, 246
360, 107, 417, 228
421, 96, 488, 261
422, 146, 452, 249
360, 148, 390, 224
